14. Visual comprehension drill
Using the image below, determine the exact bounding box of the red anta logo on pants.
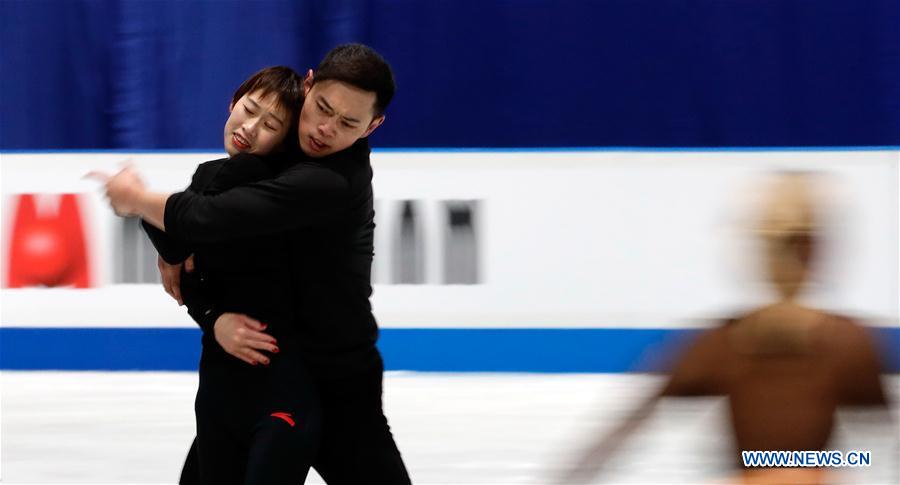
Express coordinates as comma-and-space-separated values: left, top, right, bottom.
4, 194, 92, 288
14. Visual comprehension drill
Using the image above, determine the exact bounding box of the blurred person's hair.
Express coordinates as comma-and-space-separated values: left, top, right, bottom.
740, 171, 829, 356
314, 44, 396, 116
756, 171, 820, 259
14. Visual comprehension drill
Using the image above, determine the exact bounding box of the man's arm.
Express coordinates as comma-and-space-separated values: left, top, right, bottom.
103, 161, 350, 243
161, 162, 349, 243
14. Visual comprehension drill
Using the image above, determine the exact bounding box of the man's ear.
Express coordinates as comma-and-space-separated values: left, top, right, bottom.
303, 69, 314, 96
362, 115, 385, 138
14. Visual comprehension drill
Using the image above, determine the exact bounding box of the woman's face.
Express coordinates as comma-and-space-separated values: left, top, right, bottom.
223, 90, 291, 157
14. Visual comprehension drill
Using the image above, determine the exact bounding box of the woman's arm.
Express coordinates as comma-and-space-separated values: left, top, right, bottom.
142, 220, 192, 264
140, 158, 228, 303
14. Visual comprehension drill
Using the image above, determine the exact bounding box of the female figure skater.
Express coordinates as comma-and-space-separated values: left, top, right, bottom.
100, 66, 321, 484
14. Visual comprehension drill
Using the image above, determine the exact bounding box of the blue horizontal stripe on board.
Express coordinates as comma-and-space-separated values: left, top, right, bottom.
0, 327, 897, 373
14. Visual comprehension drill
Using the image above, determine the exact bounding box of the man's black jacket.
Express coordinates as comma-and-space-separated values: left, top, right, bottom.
147, 139, 379, 377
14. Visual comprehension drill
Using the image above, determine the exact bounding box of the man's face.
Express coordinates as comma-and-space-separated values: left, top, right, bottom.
298, 79, 384, 158
223, 90, 290, 157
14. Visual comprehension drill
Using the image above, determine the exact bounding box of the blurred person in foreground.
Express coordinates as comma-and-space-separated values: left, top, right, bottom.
560, 172, 890, 484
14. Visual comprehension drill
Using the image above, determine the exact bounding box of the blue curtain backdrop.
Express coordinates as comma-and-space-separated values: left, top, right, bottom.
2, 0, 899, 149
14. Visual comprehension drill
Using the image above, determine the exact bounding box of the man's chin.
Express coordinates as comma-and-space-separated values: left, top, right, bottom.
301, 141, 330, 158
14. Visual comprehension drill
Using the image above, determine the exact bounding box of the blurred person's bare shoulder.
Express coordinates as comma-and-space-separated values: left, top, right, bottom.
817, 311, 887, 406
662, 319, 736, 397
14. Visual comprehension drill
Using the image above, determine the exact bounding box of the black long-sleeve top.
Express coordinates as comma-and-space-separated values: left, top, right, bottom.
143, 153, 297, 358
161, 139, 379, 377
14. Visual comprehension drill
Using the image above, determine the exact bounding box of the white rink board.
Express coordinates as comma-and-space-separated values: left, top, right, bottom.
1, 150, 898, 329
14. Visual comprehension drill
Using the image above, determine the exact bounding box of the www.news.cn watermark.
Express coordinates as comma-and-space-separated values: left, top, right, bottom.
742, 450, 872, 468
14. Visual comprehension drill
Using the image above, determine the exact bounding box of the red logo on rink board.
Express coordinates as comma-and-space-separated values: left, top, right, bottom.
270, 412, 296, 427
5, 194, 92, 288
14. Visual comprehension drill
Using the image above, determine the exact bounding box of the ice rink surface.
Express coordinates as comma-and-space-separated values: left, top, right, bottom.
1, 372, 897, 484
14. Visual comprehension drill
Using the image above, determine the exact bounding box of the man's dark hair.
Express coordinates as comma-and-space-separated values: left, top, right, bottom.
231, 66, 304, 119
314, 44, 396, 117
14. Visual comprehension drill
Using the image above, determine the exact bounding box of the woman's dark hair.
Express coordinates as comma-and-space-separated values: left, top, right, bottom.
230, 66, 303, 152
